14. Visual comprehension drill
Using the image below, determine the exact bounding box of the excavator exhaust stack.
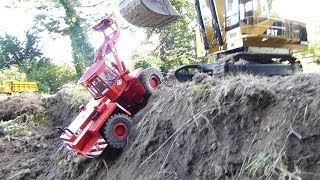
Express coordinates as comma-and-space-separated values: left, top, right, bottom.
119, 0, 182, 27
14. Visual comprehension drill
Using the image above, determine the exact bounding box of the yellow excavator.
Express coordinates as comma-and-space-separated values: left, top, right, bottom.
119, 0, 308, 76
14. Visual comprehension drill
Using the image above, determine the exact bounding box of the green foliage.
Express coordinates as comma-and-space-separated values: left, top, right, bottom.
32, 113, 50, 127
306, 42, 320, 64
0, 32, 42, 69
145, 0, 199, 72
131, 52, 161, 70
0, 120, 25, 136
267, 0, 273, 9
59, 0, 95, 78
191, 84, 212, 96
21, 58, 77, 93
65, 85, 91, 107
0, 65, 27, 83
0, 32, 77, 93
244, 152, 301, 179
245, 152, 272, 178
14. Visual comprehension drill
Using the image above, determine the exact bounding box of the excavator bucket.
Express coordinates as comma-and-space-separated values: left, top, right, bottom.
119, 0, 182, 27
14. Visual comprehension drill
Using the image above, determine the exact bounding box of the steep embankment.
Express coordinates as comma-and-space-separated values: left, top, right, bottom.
1, 74, 320, 179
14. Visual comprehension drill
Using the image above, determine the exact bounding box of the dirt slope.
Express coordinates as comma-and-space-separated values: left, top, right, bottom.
1, 74, 320, 179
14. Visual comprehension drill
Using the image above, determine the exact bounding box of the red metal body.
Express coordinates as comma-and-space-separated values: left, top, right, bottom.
60, 18, 147, 158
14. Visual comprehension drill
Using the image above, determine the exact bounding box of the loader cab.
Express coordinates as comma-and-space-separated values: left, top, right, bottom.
79, 60, 120, 100
225, 0, 269, 30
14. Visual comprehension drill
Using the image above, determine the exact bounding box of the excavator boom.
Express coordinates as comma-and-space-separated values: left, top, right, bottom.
119, 0, 182, 27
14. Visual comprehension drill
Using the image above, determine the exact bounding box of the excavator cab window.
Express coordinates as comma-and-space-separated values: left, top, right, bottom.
226, 0, 240, 30
240, 0, 254, 24
243, 0, 269, 21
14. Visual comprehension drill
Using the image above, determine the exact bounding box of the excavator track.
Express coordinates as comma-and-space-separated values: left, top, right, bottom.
216, 52, 300, 76
176, 52, 301, 80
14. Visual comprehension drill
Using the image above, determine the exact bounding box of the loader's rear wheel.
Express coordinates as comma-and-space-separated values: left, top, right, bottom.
103, 114, 132, 149
139, 68, 164, 96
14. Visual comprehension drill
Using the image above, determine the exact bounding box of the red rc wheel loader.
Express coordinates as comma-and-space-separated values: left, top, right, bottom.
59, 18, 163, 158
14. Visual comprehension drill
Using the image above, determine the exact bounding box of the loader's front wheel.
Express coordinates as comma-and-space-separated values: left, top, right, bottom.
103, 114, 132, 149
139, 68, 164, 97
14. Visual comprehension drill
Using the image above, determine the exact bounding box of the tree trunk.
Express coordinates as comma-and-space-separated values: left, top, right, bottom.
59, 0, 94, 78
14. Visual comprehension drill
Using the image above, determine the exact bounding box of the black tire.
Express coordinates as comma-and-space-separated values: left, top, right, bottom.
103, 114, 132, 149
138, 68, 164, 96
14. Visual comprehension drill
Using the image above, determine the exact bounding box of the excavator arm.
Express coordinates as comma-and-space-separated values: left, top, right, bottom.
120, 0, 225, 49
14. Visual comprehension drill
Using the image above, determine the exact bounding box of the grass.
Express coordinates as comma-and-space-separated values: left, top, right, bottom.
64, 84, 91, 107
0, 120, 25, 136
55, 155, 65, 166
190, 84, 212, 100
244, 151, 301, 180
32, 113, 50, 127
245, 152, 273, 178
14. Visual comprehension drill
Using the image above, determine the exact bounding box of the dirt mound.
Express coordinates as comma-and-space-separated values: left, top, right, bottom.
94, 73, 320, 179
1, 74, 320, 180
0, 85, 91, 180
43, 85, 91, 127
0, 93, 45, 121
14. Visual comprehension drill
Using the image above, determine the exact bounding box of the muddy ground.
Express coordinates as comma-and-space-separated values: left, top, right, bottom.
1, 74, 320, 180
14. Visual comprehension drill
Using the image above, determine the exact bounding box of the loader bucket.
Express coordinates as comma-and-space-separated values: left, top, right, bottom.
119, 0, 182, 27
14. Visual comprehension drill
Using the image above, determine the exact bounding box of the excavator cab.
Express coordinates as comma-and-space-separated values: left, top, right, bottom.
119, 0, 182, 27
225, 0, 270, 30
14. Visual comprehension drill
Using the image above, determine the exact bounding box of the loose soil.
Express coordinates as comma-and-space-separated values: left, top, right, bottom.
1, 74, 320, 180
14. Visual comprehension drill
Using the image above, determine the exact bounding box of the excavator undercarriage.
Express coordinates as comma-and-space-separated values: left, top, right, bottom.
119, 0, 308, 78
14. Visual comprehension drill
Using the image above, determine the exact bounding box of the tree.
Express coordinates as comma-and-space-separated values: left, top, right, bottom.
143, 0, 199, 72
268, 0, 273, 9
0, 65, 27, 83
21, 58, 77, 92
0, 31, 77, 93
131, 52, 162, 70
58, 0, 95, 78
0, 32, 42, 69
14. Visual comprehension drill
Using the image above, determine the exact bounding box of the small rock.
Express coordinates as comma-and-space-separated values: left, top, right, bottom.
42, 143, 48, 149
13, 141, 22, 148
36, 168, 44, 176
193, 73, 208, 83
40, 136, 45, 142
254, 116, 260, 123
27, 131, 35, 137
286, 86, 294, 91
0, 144, 5, 152
28, 158, 36, 164
211, 142, 218, 151
214, 165, 224, 178
20, 162, 30, 169
44, 132, 55, 140
7, 168, 31, 180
